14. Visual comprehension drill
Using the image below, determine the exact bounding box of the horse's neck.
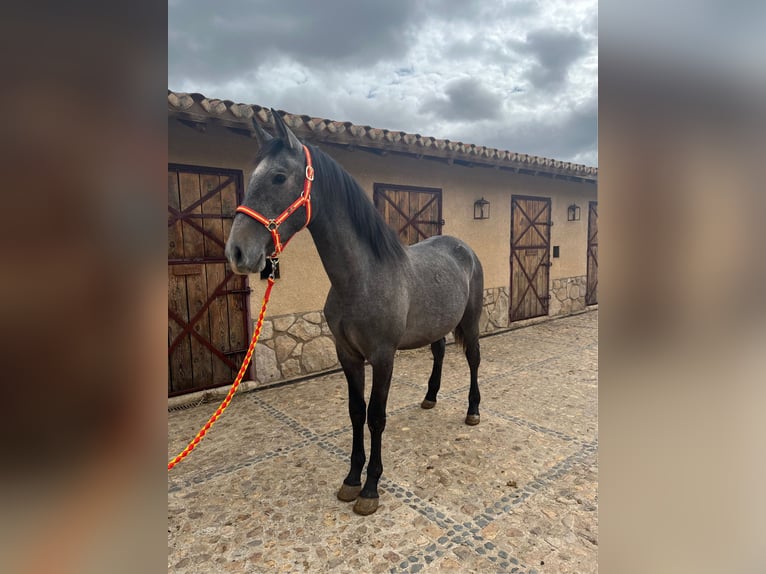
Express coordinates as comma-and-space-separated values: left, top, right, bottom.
308, 195, 381, 296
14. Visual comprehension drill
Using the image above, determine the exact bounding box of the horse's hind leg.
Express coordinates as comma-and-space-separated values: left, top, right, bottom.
464, 336, 481, 426
421, 337, 446, 409
461, 266, 483, 426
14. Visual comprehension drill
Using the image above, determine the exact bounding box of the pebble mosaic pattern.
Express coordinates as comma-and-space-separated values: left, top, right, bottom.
169, 310, 598, 573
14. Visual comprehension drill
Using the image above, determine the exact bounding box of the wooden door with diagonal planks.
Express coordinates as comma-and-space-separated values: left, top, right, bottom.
373, 183, 443, 245
586, 201, 598, 305
168, 164, 250, 395
510, 195, 551, 322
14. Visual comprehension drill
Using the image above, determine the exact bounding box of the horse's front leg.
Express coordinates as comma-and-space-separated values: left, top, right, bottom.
337, 352, 366, 503
354, 354, 394, 516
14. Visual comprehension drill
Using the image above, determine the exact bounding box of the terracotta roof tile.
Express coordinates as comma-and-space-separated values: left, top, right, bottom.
168, 90, 597, 181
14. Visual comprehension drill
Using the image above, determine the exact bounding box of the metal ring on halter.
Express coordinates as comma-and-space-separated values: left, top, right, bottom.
268, 257, 279, 280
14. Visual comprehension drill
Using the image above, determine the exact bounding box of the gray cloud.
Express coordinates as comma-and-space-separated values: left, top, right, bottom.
418, 0, 540, 22
169, 0, 420, 86
429, 93, 597, 166
420, 78, 504, 121
515, 29, 591, 91
169, 1, 598, 166
443, 35, 518, 67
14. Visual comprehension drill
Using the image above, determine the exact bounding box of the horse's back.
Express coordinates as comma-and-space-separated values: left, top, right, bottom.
397, 235, 483, 349
407, 235, 482, 282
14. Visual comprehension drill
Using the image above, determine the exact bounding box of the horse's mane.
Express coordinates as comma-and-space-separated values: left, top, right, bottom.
306, 143, 406, 264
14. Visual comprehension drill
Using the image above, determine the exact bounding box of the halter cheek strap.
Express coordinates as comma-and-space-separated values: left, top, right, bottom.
235, 144, 314, 257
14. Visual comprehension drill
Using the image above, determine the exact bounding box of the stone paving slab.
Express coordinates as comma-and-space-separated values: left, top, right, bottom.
168, 310, 598, 573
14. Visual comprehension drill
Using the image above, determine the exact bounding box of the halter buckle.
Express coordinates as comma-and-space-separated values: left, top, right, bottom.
305, 165, 314, 181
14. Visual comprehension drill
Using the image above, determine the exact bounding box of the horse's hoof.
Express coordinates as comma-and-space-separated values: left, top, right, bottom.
421, 399, 436, 409
337, 483, 361, 502
465, 414, 480, 426
353, 496, 379, 515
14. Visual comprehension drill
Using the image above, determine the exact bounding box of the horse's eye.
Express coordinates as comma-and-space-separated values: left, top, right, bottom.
272, 174, 287, 185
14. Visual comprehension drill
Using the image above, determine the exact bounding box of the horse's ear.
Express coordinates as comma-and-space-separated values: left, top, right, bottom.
271, 108, 302, 151
251, 117, 273, 148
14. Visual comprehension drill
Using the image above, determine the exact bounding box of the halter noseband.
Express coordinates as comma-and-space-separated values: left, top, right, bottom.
235, 144, 314, 258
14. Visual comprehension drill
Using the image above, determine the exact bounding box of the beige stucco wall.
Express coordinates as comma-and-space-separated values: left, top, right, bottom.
169, 120, 596, 318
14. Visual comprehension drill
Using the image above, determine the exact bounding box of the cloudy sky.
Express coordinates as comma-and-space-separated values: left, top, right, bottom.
169, 0, 597, 167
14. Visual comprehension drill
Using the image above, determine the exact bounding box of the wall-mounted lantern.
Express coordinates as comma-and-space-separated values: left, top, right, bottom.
474, 197, 490, 220
567, 203, 581, 221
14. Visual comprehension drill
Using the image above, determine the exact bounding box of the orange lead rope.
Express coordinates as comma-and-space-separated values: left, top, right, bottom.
170, 145, 313, 471
168, 276, 276, 471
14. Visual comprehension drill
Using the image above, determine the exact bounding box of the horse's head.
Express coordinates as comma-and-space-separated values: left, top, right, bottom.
225, 110, 313, 275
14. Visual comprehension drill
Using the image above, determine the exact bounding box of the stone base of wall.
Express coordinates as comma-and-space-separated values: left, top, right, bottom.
481, 278, 587, 334
480, 287, 509, 335
254, 311, 339, 384
252, 277, 587, 385
549, 276, 587, 316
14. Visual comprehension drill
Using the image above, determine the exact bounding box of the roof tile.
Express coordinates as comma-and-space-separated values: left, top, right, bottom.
167, 90, 597, 180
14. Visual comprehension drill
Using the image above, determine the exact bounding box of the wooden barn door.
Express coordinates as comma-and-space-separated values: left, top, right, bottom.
373, 184, 443, 245
586, 201, 598, 305
168, 165, 250, 396
510, 195, 552, 322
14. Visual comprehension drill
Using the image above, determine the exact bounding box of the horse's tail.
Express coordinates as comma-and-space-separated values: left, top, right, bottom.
453, 324, 468, 351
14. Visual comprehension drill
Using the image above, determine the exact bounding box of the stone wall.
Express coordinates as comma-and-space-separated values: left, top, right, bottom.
254, 311, 339, 384
480, 278, 589, 335
480, 286, 510, 334
252, 278, 589, 384
549, 275, 587, 316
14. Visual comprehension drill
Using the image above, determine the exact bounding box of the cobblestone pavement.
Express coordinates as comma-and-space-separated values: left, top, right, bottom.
168, 310, 598, 573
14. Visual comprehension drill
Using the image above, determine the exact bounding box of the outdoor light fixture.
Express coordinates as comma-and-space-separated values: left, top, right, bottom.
567, 203, 581, 221
474, 197, 490, 220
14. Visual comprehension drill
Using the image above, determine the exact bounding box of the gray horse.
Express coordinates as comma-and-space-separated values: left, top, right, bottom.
226, 110, 484, 515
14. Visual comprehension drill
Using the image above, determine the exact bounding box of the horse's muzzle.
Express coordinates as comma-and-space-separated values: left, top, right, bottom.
225, 239, 265, 275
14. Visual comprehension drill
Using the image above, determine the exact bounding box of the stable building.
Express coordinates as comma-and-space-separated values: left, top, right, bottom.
168, 90, 598, 396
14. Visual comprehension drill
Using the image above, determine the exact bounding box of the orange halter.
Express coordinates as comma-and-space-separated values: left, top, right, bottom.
235, 144, 314, 257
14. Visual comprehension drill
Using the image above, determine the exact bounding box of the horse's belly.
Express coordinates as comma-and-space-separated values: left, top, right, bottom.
397, 335, 445, 350
398, 313, 462, 350
398, 280, 469, 349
